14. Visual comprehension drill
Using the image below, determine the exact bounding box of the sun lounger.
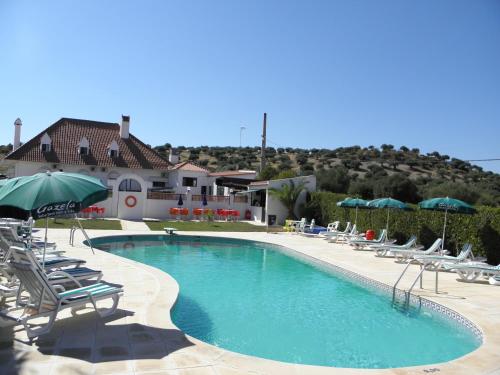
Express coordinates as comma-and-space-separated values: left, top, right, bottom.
0, 226, 61, 255
349, 229, 396, 249
371, 235, 422, 257
390, 238, 442, 263
8, 249, 122, 338
328, 224, 361, 243
413, 243, 473, 270
321, 222, 352, 238
325, 221, 340, 232
10, 247, 102, 284
442, 261, 500, 282
0, 238, 85, 272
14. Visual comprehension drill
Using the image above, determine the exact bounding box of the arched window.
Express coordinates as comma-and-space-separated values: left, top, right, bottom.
40, 133, 52, 152
108, 140, 119, 158
118, 178, 142, 192
78, 137, 90, 155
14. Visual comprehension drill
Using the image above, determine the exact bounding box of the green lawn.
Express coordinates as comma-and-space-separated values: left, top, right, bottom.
145, 220, 270, 232
34, 218, 122, 230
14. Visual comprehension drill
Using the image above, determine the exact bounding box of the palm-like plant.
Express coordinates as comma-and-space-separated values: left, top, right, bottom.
268, 180, 307, 220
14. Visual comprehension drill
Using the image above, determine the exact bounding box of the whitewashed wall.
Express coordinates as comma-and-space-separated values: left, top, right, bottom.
263, 175, 317, 225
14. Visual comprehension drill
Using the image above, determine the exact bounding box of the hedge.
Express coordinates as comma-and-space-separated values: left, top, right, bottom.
304, 192, 500, 264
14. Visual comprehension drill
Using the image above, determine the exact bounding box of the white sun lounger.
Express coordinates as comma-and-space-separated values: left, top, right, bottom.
390, 238, 442, 263
328, 224, 361, 243
371, 235, 422, 257
8, 250, 122, 338
349, 229, 396, 249
321, 222, 352, 238
442, 261, 500, 282
413, 243, 473, 270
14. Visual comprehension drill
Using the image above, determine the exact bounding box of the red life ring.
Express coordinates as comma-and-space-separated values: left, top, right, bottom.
125, 195, 137, 208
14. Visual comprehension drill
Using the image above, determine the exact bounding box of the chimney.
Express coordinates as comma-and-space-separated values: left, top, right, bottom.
169, 148, 179, 164
13, 118, 22, 151
120, 115, 130, 139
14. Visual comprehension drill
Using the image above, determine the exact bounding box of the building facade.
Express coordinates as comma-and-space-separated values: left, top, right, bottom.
2, 116, 315, 224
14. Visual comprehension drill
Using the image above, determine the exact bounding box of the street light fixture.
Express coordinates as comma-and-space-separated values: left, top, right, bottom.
239, 126, 246, 148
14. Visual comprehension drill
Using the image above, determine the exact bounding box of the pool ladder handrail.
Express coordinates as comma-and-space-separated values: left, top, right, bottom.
392, 262, 426, 311
69, 216, 95, 254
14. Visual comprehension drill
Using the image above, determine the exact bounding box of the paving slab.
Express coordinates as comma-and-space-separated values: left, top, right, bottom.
0, 229, 499, 375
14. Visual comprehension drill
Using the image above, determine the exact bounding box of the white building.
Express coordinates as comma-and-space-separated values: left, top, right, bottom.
2, 116, 315, 224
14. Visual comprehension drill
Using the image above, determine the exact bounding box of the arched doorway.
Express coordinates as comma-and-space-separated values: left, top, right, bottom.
116, 176, 145, 220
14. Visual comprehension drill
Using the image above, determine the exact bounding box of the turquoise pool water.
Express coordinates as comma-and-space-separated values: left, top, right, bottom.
90, 235, 481, 368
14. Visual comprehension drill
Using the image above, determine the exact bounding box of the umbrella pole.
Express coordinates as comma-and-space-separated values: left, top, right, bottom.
442, 208, 448, 253
42, 217, 48, 269
386, 209, 390, 235
355, 206, 358, 227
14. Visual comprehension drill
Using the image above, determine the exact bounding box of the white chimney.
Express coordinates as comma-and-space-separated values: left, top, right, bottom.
169, 148, 179, 164
13, 118, 22, 151
120, 115, 130, 139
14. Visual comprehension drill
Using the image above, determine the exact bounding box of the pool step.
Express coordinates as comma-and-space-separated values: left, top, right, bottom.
391, 298, 421, 317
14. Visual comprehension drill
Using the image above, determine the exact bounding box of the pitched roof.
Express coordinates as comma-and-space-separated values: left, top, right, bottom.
172, 161, 209, 173
208, 170, 256, 177
5, 118, 170, 170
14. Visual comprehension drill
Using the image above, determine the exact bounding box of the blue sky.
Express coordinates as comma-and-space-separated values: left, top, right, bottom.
1, 0, 499, 171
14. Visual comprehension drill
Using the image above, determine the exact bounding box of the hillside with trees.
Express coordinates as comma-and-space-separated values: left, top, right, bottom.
1, 142, 498, 206
153, 144, 500, 206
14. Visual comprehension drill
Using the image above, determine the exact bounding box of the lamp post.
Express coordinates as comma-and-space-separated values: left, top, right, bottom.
239, 126, 246, 148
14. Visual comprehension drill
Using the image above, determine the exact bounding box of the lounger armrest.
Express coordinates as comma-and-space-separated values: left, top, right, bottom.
47, 271, 83, 288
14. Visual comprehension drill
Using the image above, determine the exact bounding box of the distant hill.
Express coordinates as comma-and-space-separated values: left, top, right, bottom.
154, 144, 500, 206
0, 142, 497, 206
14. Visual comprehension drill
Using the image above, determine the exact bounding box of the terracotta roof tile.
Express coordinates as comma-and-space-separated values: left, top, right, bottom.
6, 118, 170, 170
208, 170, 256, 177
172, 161, 209, 173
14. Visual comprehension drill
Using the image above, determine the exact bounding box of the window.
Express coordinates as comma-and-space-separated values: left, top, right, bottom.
216, 186, 225, 196
40, 133, 52, 152
108, 140, 119, 158
208, 186, 213, 195
182, 177, 197, 187
78, 137, 90, 155
118, 178, 142, 192
152, 181, 166, 188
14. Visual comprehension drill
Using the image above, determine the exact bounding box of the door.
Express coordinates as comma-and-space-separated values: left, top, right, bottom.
117, 178, 144, 220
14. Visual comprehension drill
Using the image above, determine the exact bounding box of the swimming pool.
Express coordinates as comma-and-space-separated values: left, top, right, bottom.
89, 235, 481, 369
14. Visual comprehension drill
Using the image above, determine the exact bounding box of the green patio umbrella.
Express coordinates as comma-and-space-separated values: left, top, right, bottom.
0, 171, 109, 266
367, 197, 410, 236
418, 197, 476, 251
336, 198, 369, 226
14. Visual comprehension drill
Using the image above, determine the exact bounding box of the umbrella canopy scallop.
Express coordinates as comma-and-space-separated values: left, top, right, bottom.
418, 197, 476, 250
367, 197, 411, 236
337, 197, 370, 226
418, 197, 476, 214
367, 198, 410, 210
0, 171, 109, 220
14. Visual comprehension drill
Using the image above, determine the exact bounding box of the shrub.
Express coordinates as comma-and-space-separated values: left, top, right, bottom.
309, 192, 500, 261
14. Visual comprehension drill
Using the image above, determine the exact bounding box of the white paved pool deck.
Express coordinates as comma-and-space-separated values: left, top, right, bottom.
1, 229, 500, 375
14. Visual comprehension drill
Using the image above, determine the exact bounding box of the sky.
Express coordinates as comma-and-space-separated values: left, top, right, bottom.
1, 0, 499, 171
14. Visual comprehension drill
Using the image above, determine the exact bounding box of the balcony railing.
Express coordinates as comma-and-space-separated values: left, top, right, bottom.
147, 191, 187, 200
192, 194, 230, 204
233, 195, 248, 203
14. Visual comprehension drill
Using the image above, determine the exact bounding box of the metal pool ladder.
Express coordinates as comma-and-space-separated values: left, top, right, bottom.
392, 262, 425, 312
69, 215, 95, 254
